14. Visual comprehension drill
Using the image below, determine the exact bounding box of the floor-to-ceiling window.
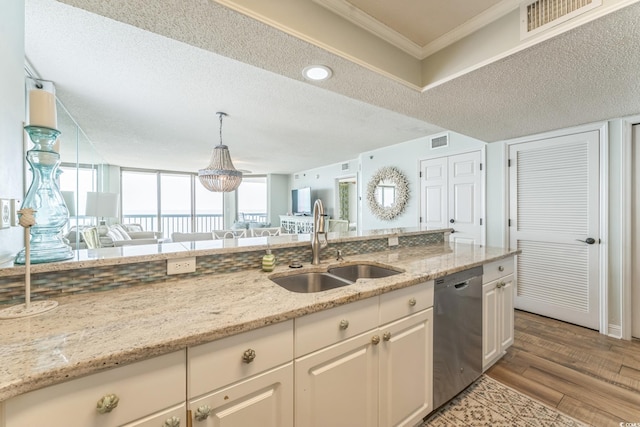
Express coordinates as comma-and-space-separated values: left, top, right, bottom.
237, 176, 267, 223
58, 163, 97, 230
121, 169, 224, 238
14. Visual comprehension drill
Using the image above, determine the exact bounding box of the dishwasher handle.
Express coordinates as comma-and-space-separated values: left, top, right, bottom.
454, 281, 469, 290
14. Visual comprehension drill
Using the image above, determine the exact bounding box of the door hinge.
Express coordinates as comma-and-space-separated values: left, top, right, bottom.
508, 159, 511, 167
508, 219, 512, 226
480, 218, 483, 226
480, 163, 483, 171
419, 216, 423, 223
419, 171, 422, 178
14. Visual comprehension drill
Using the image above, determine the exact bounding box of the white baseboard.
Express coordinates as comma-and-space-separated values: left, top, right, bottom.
608, 324, 622, 339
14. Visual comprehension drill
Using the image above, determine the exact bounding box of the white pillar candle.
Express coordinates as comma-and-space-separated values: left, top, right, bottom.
28, 89, 57, 129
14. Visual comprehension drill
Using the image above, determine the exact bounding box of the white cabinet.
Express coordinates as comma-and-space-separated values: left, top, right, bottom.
482, 257, 515, 371
378, 310, 433, 427
187, 320, 294, 427
295, 282, 434, 427
3, 351, 186, 427
295, 330, 379, 427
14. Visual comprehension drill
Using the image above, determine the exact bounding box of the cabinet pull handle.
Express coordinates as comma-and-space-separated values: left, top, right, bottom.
383, 332, 391, 341
371, 335, 380, 345
163, 416, 181, 427
339, 319, 349, 330
408, 297, 417, 306
498, 265, 505, 272
96, 393, 119, 414
194, 405, 212, 421
496, 281, 504, 289
242, 348, 256, 363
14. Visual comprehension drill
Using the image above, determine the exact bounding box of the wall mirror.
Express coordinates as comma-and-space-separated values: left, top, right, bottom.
366, 166, 409, 221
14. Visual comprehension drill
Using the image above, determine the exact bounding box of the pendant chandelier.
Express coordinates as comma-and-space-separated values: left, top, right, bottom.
198, 112, 243, 192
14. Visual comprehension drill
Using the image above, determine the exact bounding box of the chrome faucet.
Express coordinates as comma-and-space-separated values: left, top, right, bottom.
311, 199, 328, 265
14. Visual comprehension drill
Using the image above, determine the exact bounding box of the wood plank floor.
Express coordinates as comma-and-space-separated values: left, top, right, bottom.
486, 310, 640, 427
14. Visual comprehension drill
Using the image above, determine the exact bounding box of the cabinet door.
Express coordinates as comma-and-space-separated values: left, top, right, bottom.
189, 363, 293, 427
499, 276, 515, 351
482, 281, 500, 370
378, 309, 433, 427
295, 332, 378, 427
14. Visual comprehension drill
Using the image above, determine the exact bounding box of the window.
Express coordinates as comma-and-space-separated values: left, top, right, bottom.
121, 170, 158, 231
237, 176, 267, 223
195, 182, 224, 231
121, 169, 225, 238
58, 164, 97, 229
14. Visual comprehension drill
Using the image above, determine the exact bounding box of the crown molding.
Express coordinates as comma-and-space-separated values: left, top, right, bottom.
311, 0, 424, 58
313, 0, 520, 59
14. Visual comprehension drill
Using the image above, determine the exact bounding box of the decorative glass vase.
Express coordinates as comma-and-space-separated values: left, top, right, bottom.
15, 125, 74, 264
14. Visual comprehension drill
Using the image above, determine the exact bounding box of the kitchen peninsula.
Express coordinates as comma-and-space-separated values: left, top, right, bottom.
0, 228, 517, 426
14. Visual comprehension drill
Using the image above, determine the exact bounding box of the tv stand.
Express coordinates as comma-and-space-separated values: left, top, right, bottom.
280, 215, 328, 234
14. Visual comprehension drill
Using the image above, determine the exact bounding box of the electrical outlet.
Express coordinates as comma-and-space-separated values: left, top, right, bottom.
0, 199, 10, 229
388, 236, 399, 247
10, 199, 21, 226
167, 257, 196, 275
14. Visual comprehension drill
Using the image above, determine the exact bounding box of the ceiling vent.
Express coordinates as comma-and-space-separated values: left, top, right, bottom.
430, 133, 449, 149
341, 162, 350, 172
294, 174, 300, 180
520, 0, 601, 38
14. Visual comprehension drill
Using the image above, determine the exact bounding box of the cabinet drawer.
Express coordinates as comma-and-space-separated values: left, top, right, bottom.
4, 351, 186, 427
483, 257, 515, 284
123, 403, 185, 427
295, 297, 378, 357
188, 320, 293, 398
379, 281, 433, 325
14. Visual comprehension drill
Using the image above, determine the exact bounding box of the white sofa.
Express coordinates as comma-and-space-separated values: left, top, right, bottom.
65, 224, 162, 249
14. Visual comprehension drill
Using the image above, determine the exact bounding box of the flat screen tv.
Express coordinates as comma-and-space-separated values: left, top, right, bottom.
292, 187, 312, 215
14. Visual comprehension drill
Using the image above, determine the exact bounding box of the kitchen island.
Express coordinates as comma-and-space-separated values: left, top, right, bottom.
0, 231, 517, 426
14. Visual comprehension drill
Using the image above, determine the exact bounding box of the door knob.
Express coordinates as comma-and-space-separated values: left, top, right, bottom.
449, 219, 455, 223
576, 238, 596, 245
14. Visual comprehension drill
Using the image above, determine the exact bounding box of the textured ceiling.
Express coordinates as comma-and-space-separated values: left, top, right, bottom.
24, 0, 640, 175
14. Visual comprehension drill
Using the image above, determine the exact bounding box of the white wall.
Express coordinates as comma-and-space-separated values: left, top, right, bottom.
359, 132, 486, 231
289, 159, 359, 219
0, 0, 26, 261
267, 173, 289, 225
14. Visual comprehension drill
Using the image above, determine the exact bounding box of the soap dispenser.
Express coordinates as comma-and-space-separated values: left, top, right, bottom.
262, 248, 276, 272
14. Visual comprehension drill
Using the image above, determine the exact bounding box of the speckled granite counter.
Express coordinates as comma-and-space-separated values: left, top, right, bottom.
0, 242, 517, 401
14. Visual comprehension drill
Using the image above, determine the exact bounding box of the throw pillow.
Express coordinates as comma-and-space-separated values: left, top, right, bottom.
111, 224, 132, 240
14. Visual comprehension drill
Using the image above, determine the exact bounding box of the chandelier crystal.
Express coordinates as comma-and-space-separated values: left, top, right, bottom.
198, 112, 243, 192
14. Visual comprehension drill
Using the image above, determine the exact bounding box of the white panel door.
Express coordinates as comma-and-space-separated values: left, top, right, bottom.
420, 151, 483, 246
632, 124, 640, 338
449, 151, 482, 245
420, 157, 448, 230
509, 130, 600, 329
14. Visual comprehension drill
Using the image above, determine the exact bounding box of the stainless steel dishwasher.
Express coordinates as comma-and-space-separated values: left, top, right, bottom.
432, 265, 484, 410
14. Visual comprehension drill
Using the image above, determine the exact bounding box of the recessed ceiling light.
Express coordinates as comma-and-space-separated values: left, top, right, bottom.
302, 65, 332, 81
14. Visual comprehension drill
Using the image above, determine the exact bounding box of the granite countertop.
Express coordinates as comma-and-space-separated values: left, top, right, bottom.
0, 242, 517, 401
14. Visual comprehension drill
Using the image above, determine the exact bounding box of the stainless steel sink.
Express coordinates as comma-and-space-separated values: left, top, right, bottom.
327, 264, 401, 282
271, 263, 402, 293
270, 272, 352, 293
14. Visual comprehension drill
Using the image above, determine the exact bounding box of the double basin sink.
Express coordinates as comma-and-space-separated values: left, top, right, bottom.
270, 263, 402, 293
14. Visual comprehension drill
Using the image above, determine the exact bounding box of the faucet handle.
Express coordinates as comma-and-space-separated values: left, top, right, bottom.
336, 250, 344, 261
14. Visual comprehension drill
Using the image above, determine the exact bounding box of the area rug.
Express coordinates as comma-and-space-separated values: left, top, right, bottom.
421, 375, 588, 426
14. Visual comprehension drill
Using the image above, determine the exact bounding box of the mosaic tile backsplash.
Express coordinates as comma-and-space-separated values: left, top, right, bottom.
0, 233, 444, 305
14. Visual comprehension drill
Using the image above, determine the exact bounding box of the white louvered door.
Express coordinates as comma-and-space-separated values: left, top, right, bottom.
509, 130, 600, 329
